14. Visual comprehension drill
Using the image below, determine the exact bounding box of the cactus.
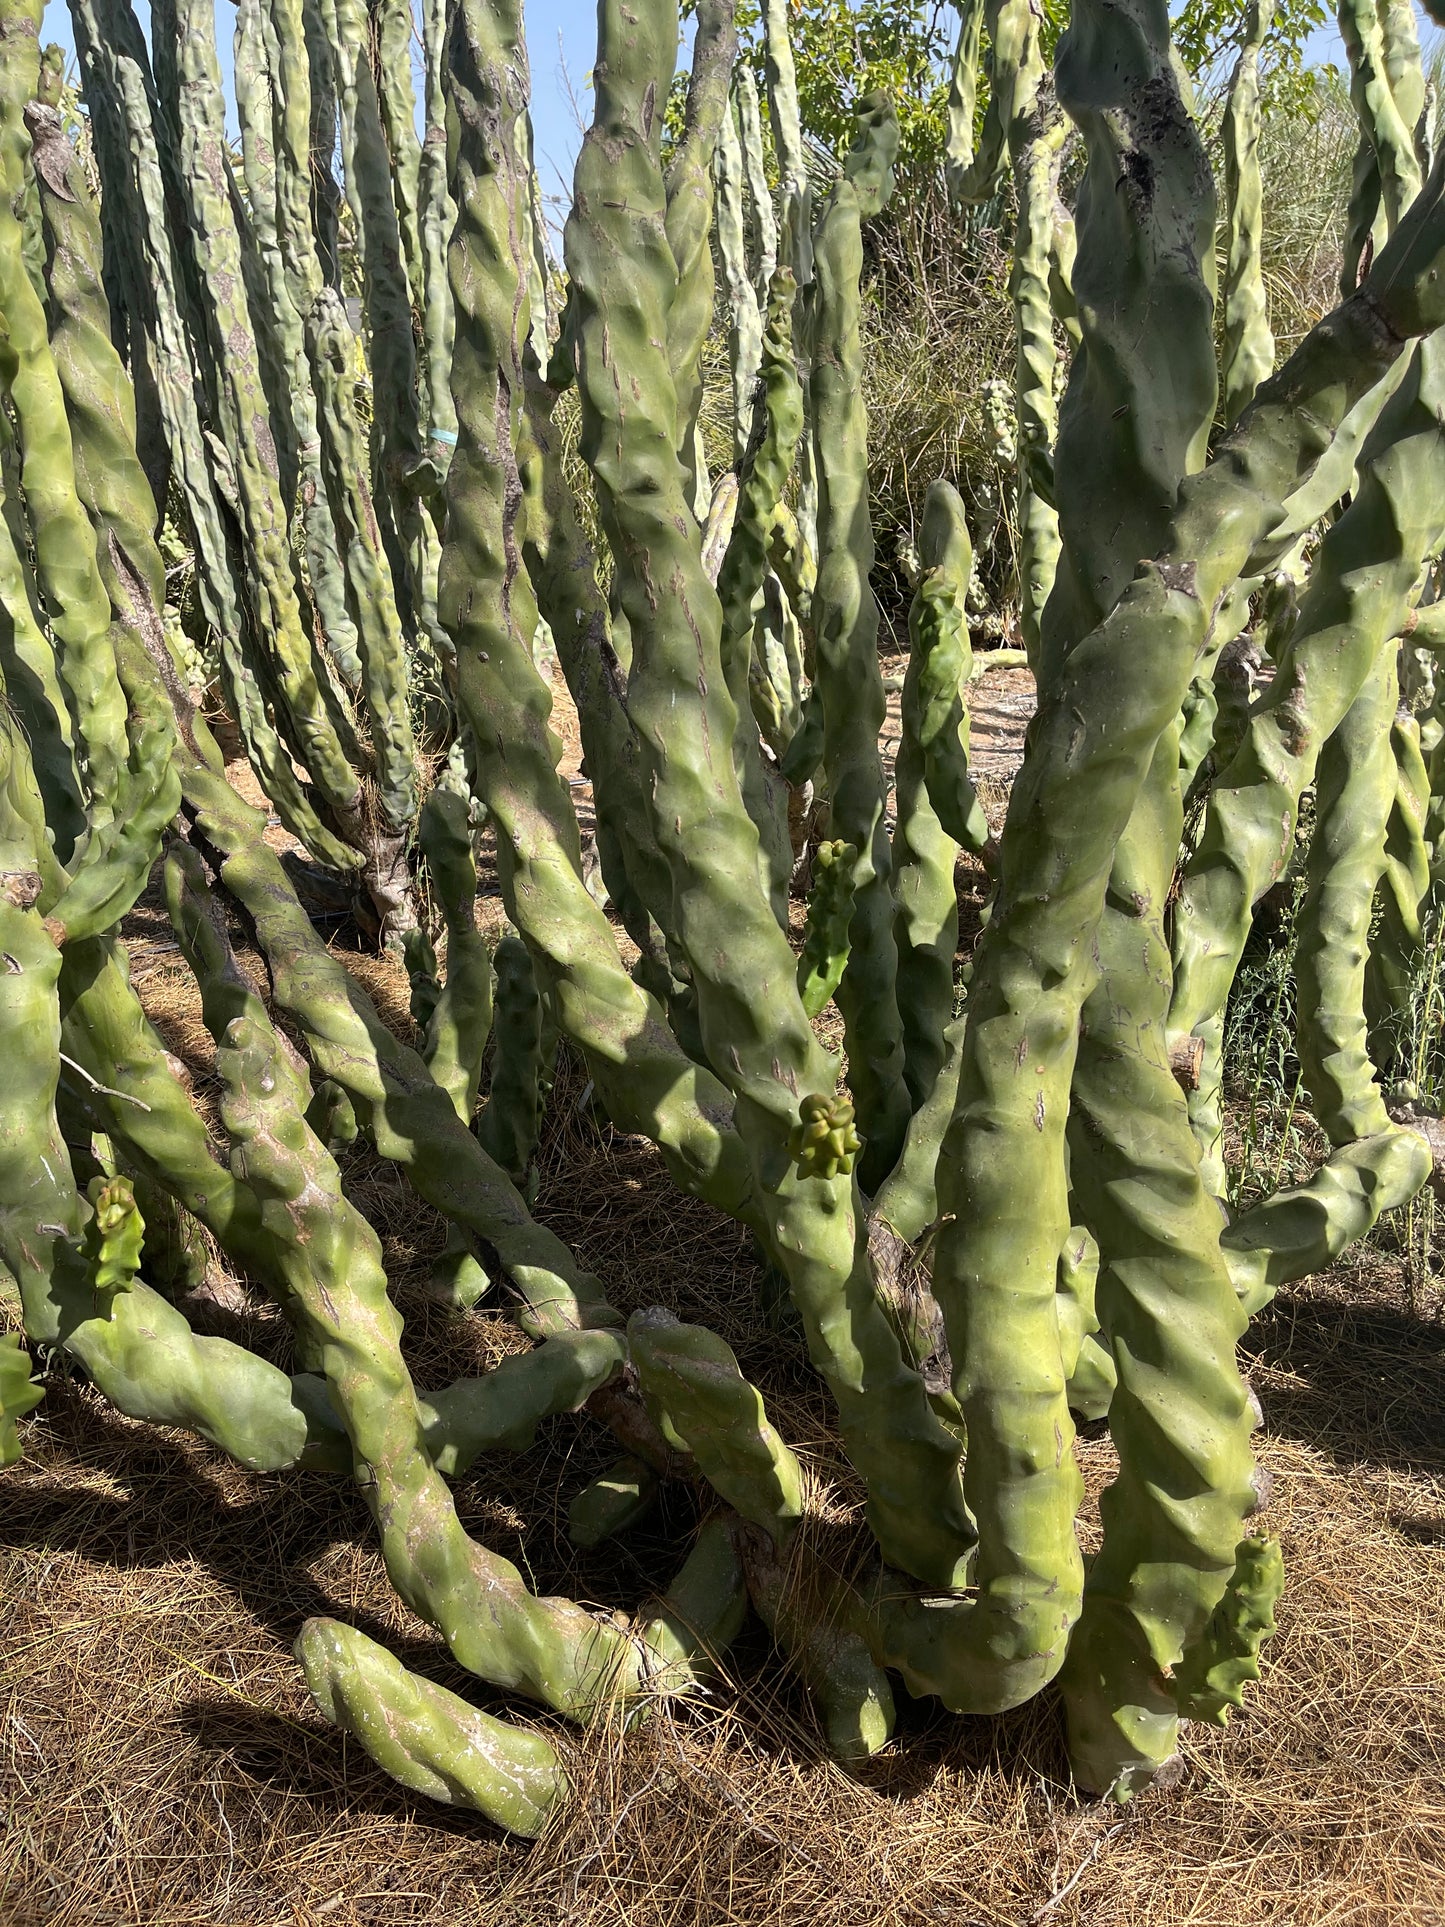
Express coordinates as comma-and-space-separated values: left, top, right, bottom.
1221, 0, 1276, 424
807, 97, 911, 1188
0, 1332, 44, 1466
17, 0, 1445, 1844
295, 1618, 570, 1832
1169, 336, 1445, 1210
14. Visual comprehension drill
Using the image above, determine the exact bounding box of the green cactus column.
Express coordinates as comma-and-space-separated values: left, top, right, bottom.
1221, 0, 1276, 424
943, 0, 986, 208
1039, 0, 1218, 693
151, 0, 368, 848
515, 358, 683, 996
164, 872, 646, 1722
664, 0, 735, 503
1010, 85, 1066, 664
440, 0, 756, 1224
1366, 683, 1432, 1034
1169, 336, 1445, 1201
317, 0, 438, 638
296, 1619, 569, 1832
911, 130, 1445, 1723
715, 267, 803, 913
807, 96, 911, 1188
715, 77, 762, 466
0, 816, 326, 1472
1034, 0, 1267, 1799
1338, 0, 1424, 298
565, 0, 974, 1588
0, 0, 128, 819
415, 0, 457, 451
263, 0, 422, 885
891, 482, 975, 1110
67, 0, 354, 876
1218, 645, 1437, 1306
1295, 646, 1410, 1144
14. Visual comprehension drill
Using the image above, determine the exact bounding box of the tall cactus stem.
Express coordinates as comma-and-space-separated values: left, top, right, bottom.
808, 96, 911, 1188
1221, 0, 1276, 425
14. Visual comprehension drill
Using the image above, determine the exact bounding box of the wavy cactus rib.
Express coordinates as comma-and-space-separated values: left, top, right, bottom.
892, 482, 973, 1110
715, 265, 802, 910
796, 838, 858, 1019
304, 287, 419, 901
516, 359, 683, 996
232, 0, 361, 695
943, 0, 986, 209
735, 1518, 897, 1765
415, 0, 458, 450
414, 756, 491, 1124
24, 103, 184, 944
0, 414, 85, 863
476, 934, 546, 1203
1010, 83, 1066, 662
664, 0, 736, 502
1172, 1536, 1285, 1726
175, 907, 645, 1719
1367, 686, 1432, 1032
1040, 0, 1218, 691
715, 77, 762, 465
628, 1308, 803, 1544
69, 0, 360, 876
951, 0, 1039, 207
151, 0, 368, 852
0, 1331, 43, 1465
1036, 0, 1263, 1803
1220, 645, 1435, 1300
1339, 0, 1423, 245
181, 762, 619, 1339
262, 0, 420, 862
367, 0, 428, 326
0, 867, 326, 1469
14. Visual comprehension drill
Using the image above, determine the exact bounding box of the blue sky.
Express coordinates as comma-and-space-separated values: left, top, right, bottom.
39, 0, 1445, 194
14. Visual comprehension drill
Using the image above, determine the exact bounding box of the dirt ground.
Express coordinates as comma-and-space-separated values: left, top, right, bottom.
2, 663, 1443, 1927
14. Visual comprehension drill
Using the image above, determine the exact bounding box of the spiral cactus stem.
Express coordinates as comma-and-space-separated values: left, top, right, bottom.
920, 81, 1445, 1737
442, 0, 753, 1221
796, 839, 859, 1020
1222, 644, 1438, 1308
0, 0, 128, 820
1221, 0, 1277, 424
296, 1619, 570, 1834
808, 95, 911, 1188
1169, 333, 1445, 1201
663, 0, 736, 504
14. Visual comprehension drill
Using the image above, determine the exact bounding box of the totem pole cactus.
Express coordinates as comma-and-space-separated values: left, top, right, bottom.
7, 0, 1445, 1850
